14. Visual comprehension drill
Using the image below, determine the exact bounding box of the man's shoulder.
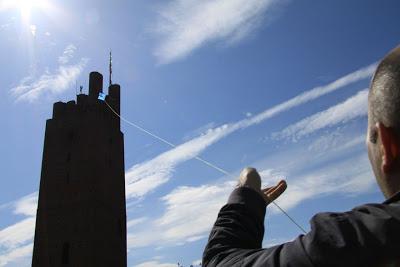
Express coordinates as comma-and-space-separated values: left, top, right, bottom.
309, 194, 400, 225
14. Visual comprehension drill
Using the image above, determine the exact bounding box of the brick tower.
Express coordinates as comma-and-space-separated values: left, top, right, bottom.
32, 72, 126, 267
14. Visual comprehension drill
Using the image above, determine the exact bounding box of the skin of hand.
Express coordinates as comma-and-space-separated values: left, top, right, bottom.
237, 167, 287, 204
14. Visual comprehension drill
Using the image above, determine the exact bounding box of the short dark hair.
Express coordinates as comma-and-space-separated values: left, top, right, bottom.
369, 46, 400, 134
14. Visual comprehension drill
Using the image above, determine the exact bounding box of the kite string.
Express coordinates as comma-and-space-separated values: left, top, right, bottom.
104, 100, 307, 234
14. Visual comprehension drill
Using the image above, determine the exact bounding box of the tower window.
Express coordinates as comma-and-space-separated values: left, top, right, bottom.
62, 242, 70, 264
66, 153, 71, 163
66, 171, 70, 184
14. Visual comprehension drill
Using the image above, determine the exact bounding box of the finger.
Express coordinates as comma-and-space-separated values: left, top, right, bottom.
262, 180, 286, 194
262, 186, 274, 194
267, 180, 287, 201
264, 180, 287, 202
261, 180, 285, 202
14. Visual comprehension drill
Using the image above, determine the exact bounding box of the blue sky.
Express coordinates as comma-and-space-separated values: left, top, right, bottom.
1, 0, 400, 266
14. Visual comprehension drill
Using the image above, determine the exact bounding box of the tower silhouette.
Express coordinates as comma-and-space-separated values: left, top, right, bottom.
32, 72, 127, 267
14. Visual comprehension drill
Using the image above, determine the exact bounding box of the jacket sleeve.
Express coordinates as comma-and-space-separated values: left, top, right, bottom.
202, 187, 400, 267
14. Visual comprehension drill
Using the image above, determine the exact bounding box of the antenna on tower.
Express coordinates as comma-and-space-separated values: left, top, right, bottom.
109, 50, 112, 87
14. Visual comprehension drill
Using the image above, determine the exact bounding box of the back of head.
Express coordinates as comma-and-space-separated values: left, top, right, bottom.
368, 46, 400, 198
369, 46, 400, 134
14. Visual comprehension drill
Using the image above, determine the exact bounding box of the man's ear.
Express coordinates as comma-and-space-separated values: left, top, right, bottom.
377, 123, 400, 173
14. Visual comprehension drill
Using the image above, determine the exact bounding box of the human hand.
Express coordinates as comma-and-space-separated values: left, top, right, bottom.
237, 167, 287, 204
262, 180, 287, 205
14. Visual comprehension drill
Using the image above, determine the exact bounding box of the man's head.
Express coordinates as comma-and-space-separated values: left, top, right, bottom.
367, 46, 400, 198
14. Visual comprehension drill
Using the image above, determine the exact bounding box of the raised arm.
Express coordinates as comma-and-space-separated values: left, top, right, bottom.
202, 168, 400, 267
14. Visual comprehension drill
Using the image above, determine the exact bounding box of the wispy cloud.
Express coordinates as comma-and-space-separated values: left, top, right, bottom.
0, 243, 32, 267
0, 22, 11, 30
155, 182, 234, 242
192, 259, 202, 266
182, 121, 217, 141
272, 154, 374, 212
150, 169, 282, 246
0, 16, 15, 31
307, 130, 366, 156
125, 63, 375, 201
153, 0, 282, 64
0, 217, 35, 250
13, 192, 38, 217
10, 44, 89, 102
127, 217, 148, 229
0, 193, 37, 266
58, 44, 77, 65
125, 124, 236, 199
273, 89, 369, 141
127, 181, 231, 249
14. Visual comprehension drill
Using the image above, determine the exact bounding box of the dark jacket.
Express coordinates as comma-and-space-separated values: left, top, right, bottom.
203, 186, 400, 267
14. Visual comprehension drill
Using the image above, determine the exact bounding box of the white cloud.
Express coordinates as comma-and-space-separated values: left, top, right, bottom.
307, 131, 366, 155
0, 23, 11, 30
182, 122, 216, 141
125, 123, 237, 199
10, 44, 88, 102
154, 0, 281, 64
0, 193, 37, 266
155, 182, 234, 241
0, 217, 35, 250
127, 217, 148, 229
135, 260, 177, 267
259, 168, 286, 187
334, 134, 366, 151
192, 259, 202, 266
271, 154, 374, 212
0, 243, 32, 267
58, 44, 77, 65
243, 65, 374, 127
13, 192, 38, 217
126, 181, 231, 248
125, 64, 375, 201
274, 89, 369, 141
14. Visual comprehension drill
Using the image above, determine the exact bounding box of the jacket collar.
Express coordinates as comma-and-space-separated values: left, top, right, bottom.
383, 190, 400, 204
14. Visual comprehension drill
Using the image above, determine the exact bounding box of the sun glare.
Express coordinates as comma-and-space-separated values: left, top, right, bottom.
2, 0, 50, 20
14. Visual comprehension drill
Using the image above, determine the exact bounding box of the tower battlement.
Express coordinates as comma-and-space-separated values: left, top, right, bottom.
51, 71, 121, 129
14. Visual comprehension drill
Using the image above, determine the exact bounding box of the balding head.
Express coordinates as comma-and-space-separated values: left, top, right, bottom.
367, 45, 400, 199
369, 46, 400, 134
